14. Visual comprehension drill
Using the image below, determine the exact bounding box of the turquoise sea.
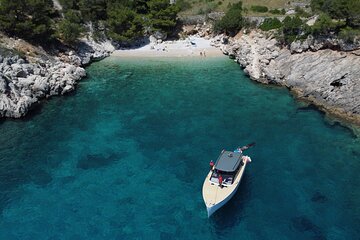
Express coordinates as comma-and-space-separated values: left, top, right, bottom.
0, 56, 359, 239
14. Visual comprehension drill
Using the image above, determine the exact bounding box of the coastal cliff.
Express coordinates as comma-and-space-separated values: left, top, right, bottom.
0, 34, 114, 118
214, 31, 360, 125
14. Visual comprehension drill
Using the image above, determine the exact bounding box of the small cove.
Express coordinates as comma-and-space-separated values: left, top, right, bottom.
0, 56, 359, 239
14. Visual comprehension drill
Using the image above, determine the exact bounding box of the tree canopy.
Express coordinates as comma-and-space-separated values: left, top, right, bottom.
147, 0, 179, 33
311, 0, 360, 27
214, 2, 243, 36
282, 16, 305, 44
259, 18, 282, 31
57, 10, 84, 44
106, 5, 144, 44
0, 0, 55, 42
310, 0, 360, 42
0, 0, 180, 44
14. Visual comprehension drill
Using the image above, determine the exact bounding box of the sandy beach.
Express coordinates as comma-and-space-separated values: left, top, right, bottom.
111, 37, 223, 58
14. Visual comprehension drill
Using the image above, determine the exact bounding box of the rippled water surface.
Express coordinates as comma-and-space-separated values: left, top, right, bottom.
0, 57, 359, 239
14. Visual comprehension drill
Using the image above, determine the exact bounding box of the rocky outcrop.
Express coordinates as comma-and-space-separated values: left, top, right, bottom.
218, 31, 360, 125
0, 55, 86, 118
0, 33, 114, 118
59, 38, 115, 66
181, 24, 213, 39
290, 35, 360, 53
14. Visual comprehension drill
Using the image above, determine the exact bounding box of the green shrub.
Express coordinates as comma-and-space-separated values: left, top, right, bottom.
260, 18, 282, 31
270, 8, 286, 15
147, 0, 180, 34
57, 10, 84, 44
269, 9, 281, 15
311, 13, 340, 36
106, 6, 144, 44
58, 0, 78, 11
310, 0, 360, 27
250, 5, 268, 13
214, 2, 243, 35
310, 0, 324, 12
197, 8, 205, 14
339, 26, 360, 43
0, 0, 54, 42
175, 0, 192, 11
206, 2, 218, 13
282, 16, 305, 44
295, 6, 311, 18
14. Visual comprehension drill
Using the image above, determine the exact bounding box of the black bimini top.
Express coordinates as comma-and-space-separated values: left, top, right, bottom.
214, 151, 242, 172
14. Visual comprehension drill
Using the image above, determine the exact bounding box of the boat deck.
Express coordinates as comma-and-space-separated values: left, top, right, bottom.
202, 162, 246, 207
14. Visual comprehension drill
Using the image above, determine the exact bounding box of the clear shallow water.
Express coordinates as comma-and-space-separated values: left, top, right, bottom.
0, 57, 359, 239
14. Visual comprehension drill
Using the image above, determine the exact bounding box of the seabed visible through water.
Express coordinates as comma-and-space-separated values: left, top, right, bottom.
0, 56, 359, 239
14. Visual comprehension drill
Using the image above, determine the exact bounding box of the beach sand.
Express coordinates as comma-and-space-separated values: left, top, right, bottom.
111, 37, 223, 58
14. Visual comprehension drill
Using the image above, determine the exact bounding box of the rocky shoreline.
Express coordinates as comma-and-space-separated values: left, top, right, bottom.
2, 27, 360, 128
213, 31, 360, 126
0, 34, 114, 118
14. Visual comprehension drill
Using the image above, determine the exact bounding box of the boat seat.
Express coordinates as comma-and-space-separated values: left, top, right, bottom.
224, 177, 233, 184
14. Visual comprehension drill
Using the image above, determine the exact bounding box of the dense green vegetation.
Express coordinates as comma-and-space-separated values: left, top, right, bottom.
309, 0, 360, 42
311, 0, 360, 26
60, 0, 180, 44
294, 6, 311, 18
250, 5, 268, 13
0, 0, 359, 46
281, 16, 307, 44
259, 18, 282, 31
0, 0, 180, 45
258, 0, 360, 44
0, 0, 55, 42
310, 13, 339, 36
213, 2, 243, 36
269, 8, 286, 15
57, 10, 85, 44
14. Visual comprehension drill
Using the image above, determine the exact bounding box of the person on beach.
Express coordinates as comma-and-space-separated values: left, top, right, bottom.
200, 51, 203, 57
203, 49, 206, 57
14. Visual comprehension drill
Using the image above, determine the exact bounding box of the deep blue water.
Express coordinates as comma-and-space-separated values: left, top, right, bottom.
0, 57, 359, 239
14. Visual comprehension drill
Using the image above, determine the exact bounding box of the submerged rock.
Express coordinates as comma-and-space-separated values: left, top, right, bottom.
311, 192, 327, 203
291, 216, 319, 233
77, 153, 122, 170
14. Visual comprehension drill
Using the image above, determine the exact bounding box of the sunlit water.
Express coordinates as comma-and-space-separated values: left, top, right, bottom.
0, 57, 359, 239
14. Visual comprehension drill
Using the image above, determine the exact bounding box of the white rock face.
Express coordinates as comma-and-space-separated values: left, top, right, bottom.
218, 31, 360, 123
0, 56, 87, 117
0, 35, 115, 118
76, 38, 115, 65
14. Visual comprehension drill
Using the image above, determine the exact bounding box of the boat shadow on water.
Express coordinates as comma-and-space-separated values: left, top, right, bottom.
209, 173, 252, 231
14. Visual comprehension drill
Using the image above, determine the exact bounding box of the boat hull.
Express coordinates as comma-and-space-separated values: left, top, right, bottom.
203, 161, 247, 217
205, 169, 244, 217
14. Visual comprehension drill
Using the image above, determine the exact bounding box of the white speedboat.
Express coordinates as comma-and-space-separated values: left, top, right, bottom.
202, 149, 251, 217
